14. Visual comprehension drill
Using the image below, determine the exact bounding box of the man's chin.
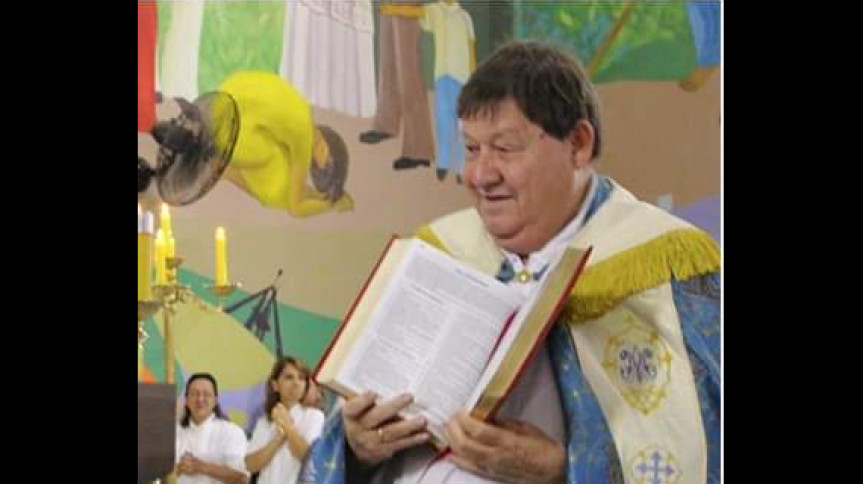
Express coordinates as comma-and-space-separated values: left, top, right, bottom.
484, 223, 523, 250
481, 215, 512, 233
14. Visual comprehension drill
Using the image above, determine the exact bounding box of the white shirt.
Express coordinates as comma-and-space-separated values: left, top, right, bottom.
500, 172, 598, 298
248, 404, 326, 484
176, 414, 249, 484
383, 173, 598, 484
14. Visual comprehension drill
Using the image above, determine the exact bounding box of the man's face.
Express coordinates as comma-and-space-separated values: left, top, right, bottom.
461, 98, 593, 254
186, 378, 217, 424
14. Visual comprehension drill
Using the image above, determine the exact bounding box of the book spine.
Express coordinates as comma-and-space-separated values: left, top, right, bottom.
476, 247, 593, 422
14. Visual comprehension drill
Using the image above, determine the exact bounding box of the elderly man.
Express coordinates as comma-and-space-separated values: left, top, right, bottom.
302, 40, 720, 484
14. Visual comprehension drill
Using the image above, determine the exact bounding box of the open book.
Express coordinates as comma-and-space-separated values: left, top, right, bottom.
314, 237, 592, 446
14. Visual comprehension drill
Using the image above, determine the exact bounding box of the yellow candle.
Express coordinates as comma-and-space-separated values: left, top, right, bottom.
215, 227, 228, 286
155, 229, 167, 285
137, 232, 153, 301
160, 203, 173, 239
167, 234, 177, 281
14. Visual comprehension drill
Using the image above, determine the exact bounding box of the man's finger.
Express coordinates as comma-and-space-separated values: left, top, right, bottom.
453, 412, 507, 446
383, 431, 432, 455
381, 415, 428, 442
358, 393, 413, 429
343, 392, 377, 419
445, 416, 497, 463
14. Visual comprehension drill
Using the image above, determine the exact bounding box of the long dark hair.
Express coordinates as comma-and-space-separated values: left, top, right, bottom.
180, 372, 227, 428
264, 357, 311, 420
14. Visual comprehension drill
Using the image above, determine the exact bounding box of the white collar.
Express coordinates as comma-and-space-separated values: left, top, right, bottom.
501, 172, 597, 276
189, 412, 216, 430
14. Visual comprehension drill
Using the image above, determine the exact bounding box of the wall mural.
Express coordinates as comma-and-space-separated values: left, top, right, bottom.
138, 0, 721, 432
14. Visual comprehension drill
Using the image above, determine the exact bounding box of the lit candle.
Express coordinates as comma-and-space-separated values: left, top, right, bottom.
167, 234, 177, 281
215, 227, 228, 286
160, 203, 173, 239
137, 214, 153, 302
155, 229, 167, 285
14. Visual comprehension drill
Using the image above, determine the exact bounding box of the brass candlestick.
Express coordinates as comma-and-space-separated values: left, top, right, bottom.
144, 257, 222, 385
166, 256, 184, 271
138, 300, 161, 323
152, 258, 190, 386
207, 282, 241, 310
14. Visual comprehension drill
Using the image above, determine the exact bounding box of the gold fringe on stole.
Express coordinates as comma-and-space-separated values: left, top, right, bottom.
415, 226, 449, 253
417, 224, 719, 326
568, 228, 720, 325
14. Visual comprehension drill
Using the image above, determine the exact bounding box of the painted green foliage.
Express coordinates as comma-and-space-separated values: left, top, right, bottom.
520, 1, 697, 83
157, 0, 285, 96
198, 1, 285, 94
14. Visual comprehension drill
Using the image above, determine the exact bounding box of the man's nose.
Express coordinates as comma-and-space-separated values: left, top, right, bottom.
471, 149, 500, 187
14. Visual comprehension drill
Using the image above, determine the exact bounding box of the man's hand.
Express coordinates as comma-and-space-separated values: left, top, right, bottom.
444, 412, 566, 484
342, 392, 431, 466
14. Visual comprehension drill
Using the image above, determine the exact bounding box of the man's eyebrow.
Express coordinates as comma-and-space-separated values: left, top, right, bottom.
462, 128, 526, 143
493, 130, 527, 141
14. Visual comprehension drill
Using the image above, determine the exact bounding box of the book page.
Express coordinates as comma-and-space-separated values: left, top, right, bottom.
336, 239, 522, 435
315, 238, 410, 385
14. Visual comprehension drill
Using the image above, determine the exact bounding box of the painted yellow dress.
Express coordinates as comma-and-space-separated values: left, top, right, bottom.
219, 71, 353, 217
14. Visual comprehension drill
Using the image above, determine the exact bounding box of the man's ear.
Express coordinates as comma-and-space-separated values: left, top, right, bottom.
569, 119, 595, 169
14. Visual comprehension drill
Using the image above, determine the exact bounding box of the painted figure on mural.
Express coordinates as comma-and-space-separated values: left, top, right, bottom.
420, 0, 476, 183
359, 0, 436, 172
280, 0, 377, 118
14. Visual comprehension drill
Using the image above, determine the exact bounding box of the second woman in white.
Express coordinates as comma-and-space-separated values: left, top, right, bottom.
245, 357, 325, 484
